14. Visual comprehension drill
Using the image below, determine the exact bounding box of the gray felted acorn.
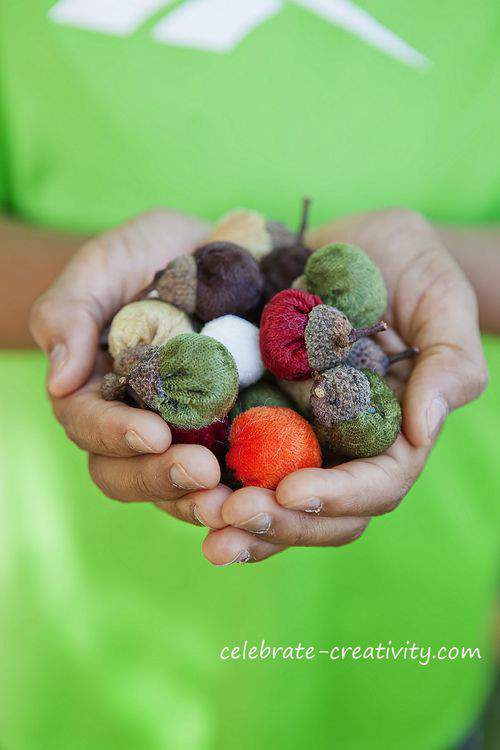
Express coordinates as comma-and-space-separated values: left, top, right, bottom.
304, 243, 387, 328
101, 333, 239, 429
311, 365, 402, 458
147, 242, 265, 323
207, 208, 298, 260
346, 337, 419, 376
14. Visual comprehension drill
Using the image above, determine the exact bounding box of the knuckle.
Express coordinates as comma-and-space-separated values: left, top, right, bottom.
133, 467, 160, 501
88, 455, 116, 499
29, 295, 52, 342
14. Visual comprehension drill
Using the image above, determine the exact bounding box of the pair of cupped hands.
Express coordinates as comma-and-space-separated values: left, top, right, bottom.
30, 207, 488, 565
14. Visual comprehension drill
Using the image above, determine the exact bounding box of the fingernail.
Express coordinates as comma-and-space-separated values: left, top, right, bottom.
426, 397, 447, 441
48, 343, 67, 384
289, 498, 323, 513
125, 430, 157, 454
169, 463, 206, 491
193, 505, 210, 527
217, 550, 252, 567
237, 513, 272, 534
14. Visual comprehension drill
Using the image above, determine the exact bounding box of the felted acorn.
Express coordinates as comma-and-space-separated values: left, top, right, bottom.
226, 406, 322, 490
260, 198, 313, 302
259, 288, 387, 381
207, 209, 297, 260
311, 365, 402, 458
201, 315, 264, 388
169, 418, 229, 461
230, 380, 294, 420
149, 242, 264, 322
304, 243, 387, 328
108, 299, 193, 360
278, 378, 314, 417
346, 337, 419, 376
101, 333, 239, 429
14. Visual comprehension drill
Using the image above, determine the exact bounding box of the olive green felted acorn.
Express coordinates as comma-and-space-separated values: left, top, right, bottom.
149, 242, 265, 323
230, 380, 294, 421
260, 198, 313, 301
304, 243, 387, 328
346, 337, 419, 376
278, 378, 314, 417
108, 299, 194, 360
207, 209, 297, 260
102, 334, 239, 429
311, 365, 401, 458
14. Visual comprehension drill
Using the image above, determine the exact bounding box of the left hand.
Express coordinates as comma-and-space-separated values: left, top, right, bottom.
202, 209, 489, 565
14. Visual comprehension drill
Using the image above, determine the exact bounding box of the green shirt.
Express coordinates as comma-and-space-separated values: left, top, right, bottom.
0, 2, 499, 749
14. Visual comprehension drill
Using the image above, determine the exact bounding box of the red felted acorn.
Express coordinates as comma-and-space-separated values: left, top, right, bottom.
259, 289, 387, 381
169, 417, 229, 461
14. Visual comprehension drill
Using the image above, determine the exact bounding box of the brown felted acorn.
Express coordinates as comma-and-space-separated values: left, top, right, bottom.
346, 337, 419, 376
207, 209, 297, 260
260, 198, 313, 302
144, 242, 265, 323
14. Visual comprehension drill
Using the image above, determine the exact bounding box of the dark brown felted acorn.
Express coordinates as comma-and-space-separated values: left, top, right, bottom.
346, 337, 419, 376
311, 365, 402, 458
145, 242, 265, 323
260, 289, 387, 380
260, 198, 313, 302
207, 208, 297, 260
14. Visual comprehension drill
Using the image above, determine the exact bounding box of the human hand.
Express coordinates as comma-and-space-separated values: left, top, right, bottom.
30, 209, 233, 529
203, 209, 489, 565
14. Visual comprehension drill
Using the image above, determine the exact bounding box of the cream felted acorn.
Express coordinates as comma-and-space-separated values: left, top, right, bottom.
201, 315, 264, 388
108, 299, 193, 360
207, 209, 297, 260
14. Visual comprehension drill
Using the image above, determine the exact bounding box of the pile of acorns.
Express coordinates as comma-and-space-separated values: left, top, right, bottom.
101, 201, 417, 490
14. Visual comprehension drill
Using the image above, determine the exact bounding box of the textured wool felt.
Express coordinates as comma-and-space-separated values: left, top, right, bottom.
314, 369, 402, 458
259, 288, 323, 380
304, 305, 355, 372
266, 220, 297, 252
346, 337, 418, 376
169, 417, 229, 461
101, 372, 127, 401
226, 406, 322, 490
127, 335, 238, 429
201, 315, 264, 388
193, 242, 265, 322
230, 380, 294, 421
108, 300, 194, 360
305, 243, 387, 328
156, 254, 198, 314
260, 243, 311, 302
310, 365, 371, 425
278, 377, 313, 417
114, 344, 151, 376
207, 209, 272, 259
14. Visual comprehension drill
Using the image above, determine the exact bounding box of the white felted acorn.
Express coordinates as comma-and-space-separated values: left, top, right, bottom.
108, 299, 193, 360
201, 315, 264, 388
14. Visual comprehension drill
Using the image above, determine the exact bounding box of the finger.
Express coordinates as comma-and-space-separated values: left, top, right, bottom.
403, 274, 489, 447
29, 209, 210, 398
221, 488, 369, 546
202, 527, 287, 566
88, 444, 220, 503
156, 484, 231, 529
53, 376, 172, 457
276, 435, 428, 516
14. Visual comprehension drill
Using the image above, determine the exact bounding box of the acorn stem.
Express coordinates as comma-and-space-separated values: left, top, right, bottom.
349, 320, 388, 343
387, 346, 419, 365
297, 197, 312, 244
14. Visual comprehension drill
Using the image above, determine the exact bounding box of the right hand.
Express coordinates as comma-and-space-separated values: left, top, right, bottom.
30, 209, 231, 531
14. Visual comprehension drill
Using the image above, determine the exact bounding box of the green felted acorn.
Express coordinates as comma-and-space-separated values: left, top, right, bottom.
230, 380, 294, 421
304, 243, 387, 328
102, 333, 239, 429
311, 365, 401, 458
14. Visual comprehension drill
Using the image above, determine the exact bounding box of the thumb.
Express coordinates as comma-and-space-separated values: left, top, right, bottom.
30, 208, 210, 398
